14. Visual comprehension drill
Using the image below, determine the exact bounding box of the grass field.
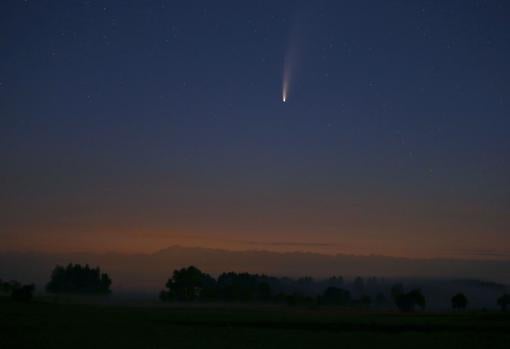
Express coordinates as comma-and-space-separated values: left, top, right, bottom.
1, 298, 509, 349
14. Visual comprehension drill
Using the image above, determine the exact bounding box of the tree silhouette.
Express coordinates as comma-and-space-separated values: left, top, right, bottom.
257, 281, 272, 301
391, 285, 426, 312
409, 289, 426, 309
279, 292, 315, 306
325, 276, 344, 288
359, 295, 372, 306
0, 280, 21, 294
497, 294, 510, 311
375, 292, 387, 306
391, 283, 404, 300
451, 293, 468, 310
216, 272, 274, 302
160, 266, 216, 301
353, 277, 365, 297
0, 279, 12, 294
46, 264, 111, 294
320, 287, 351, 306
0, 279, 35, 302
11, 284, 35, 302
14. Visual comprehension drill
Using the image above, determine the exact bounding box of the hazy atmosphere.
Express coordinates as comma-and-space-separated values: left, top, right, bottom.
2, 0, 510, 262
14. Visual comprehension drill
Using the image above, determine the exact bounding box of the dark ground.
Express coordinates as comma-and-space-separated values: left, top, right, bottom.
1, 298, 509, 349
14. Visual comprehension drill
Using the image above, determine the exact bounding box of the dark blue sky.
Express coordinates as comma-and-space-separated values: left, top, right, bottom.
1, 0, 509, 258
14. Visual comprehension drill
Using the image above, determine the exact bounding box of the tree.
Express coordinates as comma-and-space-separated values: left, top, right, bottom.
391, 285, 426, 312
391, 283, 404, 300
359, 295, 372, 306
366, 277, 380, 290
353, 277, 365, 297
408, 289, 426, 309
257, 282, 272, 301
326, 276, 344, 288
320, 287, 351, 306
0, 279, 12, 294
11, 284, 35, 302
451, 293, 468, 310
296, 276, 315, 295
46, 264, 111, 294
160, 266, 216, 301
0, 280, 21, 294
497, 294, 510, 311
281, 292, 314, 306
0, 280, 35, 302
216, 272, 274, 302
375, 292, 387, 306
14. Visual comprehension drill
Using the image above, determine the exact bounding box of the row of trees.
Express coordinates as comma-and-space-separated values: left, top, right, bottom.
0, 279, 35, 302
3, 264, 510, 311
158, 266, 412, 308
159, 266, 510, 312
157, 266, 426, 311
46, 264, 112, 294
1, 264, 112, 301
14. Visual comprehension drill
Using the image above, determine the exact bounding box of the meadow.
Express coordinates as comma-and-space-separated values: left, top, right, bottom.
1, 298, 509, 349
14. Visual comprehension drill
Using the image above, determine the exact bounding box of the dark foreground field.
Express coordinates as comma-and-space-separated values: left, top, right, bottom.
1, 299, 509, 349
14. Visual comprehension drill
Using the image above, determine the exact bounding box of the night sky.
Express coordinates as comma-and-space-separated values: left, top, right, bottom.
1, 0, 509, 259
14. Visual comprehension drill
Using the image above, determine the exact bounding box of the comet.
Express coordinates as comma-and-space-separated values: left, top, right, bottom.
281, 11, 301, 104
282, 42, 293, 103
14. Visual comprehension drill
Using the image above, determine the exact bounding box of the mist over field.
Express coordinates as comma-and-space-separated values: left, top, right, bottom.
1, 246, 508, 309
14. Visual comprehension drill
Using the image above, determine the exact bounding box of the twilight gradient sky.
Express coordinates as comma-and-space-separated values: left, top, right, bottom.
1, 0, 509, 258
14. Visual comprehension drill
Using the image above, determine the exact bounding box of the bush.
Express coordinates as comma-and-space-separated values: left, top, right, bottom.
497, 294, 510, 311
0, 280, 35, 302
451, 293, 468, 310
11, 284, 35, 302
391, 285, 426, 312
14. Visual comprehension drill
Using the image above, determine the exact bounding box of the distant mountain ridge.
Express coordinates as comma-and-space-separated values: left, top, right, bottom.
1, 246, 509, 292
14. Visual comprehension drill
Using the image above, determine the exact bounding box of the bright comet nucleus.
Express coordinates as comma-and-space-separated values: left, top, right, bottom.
282, 73, 289, 103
